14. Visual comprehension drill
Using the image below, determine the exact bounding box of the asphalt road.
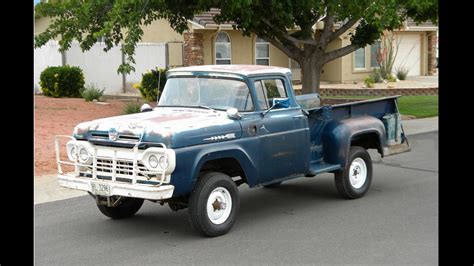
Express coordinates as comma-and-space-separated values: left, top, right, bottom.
35, 132, 438, 265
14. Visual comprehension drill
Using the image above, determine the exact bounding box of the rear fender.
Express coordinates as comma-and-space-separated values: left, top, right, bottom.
322, 116, 386, 168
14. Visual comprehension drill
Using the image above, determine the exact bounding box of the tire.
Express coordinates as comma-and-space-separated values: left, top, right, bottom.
97, 197, 144, 219
334, 146, 373, 199
188, 172, 240, 237
263, 181, 282, 188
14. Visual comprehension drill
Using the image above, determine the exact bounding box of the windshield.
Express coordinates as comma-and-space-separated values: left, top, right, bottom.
158, 77, 254, 112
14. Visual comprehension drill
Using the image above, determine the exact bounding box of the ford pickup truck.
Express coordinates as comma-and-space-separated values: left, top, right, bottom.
55, 65, 410, 237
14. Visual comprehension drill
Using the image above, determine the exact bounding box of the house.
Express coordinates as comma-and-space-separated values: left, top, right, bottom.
35, 9, 438, 87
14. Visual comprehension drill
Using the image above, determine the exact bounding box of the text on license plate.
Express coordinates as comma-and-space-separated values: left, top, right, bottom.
91, 182, 111, 196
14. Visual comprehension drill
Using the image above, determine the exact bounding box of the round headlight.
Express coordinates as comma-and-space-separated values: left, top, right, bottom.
149, 155, 159, 168
79, 148, 89, 162
159, 156, 169, 170
70, 147, 77, 160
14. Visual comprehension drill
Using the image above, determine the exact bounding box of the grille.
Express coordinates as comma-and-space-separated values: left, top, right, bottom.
95, 158, 157, 180
90, 132, 141, 142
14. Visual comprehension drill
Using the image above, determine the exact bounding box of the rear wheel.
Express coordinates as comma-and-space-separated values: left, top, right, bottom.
96, 197, 144, 219
334, 146, 373, 199
188, 172, 239, 237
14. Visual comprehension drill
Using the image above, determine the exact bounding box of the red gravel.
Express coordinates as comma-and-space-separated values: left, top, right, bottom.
34, 96, 132, 176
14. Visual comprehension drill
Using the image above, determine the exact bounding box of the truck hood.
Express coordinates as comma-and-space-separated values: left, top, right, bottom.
73, 107, 242, 148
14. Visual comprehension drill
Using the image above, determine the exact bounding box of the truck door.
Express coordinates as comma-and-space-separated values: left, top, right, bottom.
253, 78, 309, 184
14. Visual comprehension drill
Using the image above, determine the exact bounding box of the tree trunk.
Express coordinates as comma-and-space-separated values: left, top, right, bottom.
301, 56, 323, 95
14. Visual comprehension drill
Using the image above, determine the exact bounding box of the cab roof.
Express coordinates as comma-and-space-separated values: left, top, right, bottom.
168, 64, 291, 77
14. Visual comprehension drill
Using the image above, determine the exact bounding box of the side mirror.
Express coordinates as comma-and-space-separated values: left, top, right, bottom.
226, 108, 241, 120
140, 103, 153, 112
262, 98, 289, 116
272, 98, 290, 108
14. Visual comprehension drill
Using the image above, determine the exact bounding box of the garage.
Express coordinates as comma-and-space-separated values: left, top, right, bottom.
393, 33, 421, 76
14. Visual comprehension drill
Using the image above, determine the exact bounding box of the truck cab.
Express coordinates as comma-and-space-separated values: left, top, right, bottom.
55, 65, 410, 237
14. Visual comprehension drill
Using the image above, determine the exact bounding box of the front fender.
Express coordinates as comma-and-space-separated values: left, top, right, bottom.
322, 116, 386, 168
170, 140, 258, 197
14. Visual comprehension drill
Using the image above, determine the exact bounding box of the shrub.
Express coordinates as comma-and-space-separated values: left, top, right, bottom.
396, 67, 409, 80
134, 68, 167, 102
123, 102, 141, 114
371, 69, 383, 83
81, 84, 105, 102
40, 65, 85, 97
364, 76, 375, 88
387, 74, 397, 82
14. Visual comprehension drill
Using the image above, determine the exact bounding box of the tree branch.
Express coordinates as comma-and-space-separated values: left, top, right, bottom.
259, 35, 300, 59
320, 15, 335, 41
329, 18, 359, 42
261, 18, 317, 46
324, 43, 359, 64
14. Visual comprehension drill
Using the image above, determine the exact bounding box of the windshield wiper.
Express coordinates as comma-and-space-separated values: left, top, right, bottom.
188, 105, 218, 112
156, 104, 219, 112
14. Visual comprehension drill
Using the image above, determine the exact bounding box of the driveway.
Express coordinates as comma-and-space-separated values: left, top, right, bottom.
34, 132, 438, 265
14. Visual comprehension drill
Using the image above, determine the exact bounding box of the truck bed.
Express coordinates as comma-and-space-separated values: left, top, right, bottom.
296, 94, 410, 167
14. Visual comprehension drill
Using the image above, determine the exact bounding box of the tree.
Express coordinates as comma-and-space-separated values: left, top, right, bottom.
34, 0, 438, 94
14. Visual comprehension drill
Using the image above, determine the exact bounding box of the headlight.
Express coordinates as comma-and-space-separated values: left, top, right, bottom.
148, 155, 159, 168
70, 147, 77, 160
79, 148, 89, 163
66, 140, 93, 164
159, 156, 169, 170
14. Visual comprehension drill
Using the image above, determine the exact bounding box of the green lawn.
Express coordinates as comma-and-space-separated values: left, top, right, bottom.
325, 95, 438, 118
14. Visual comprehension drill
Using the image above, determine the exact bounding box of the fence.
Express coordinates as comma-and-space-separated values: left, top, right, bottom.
34, 41, 181, 95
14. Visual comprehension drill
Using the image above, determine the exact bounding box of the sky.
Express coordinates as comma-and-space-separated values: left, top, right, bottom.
34, 0, 40, 5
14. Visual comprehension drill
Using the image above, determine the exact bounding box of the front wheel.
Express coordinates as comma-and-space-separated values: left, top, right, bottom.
188, 172, 240, 237
96, 197, 144, 219
334, 146, 373, 199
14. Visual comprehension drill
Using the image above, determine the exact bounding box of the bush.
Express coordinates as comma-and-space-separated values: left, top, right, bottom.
387, 74, 397, 82
80, 84, 105, 102
134, 68, 167, 102
396, 67, 409, 80
364, 76, 375, 88
40, 65, 85, 97
123, 102, 141, 114
371, 69, 383, 83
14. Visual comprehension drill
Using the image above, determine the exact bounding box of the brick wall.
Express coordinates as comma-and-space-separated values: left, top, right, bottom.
183, 33, 204, 66
427, 32, 437, 75
294, 87, 438, 96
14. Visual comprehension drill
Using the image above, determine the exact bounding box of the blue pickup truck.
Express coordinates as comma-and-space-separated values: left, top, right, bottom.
55, 65, 410, 237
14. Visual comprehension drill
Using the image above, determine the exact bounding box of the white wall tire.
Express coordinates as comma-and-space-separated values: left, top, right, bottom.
335, 146, 373, 199
188, 172, 240, 237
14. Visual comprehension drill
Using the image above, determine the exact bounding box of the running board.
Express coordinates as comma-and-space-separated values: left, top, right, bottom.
308, 162, 341, 175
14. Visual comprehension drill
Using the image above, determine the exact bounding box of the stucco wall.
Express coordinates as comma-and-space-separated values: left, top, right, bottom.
141, 19, 184, 43
198, 30, 289, 68
340, 31, 427, 83
321, 39, 343, 82
35, 17, 56, 38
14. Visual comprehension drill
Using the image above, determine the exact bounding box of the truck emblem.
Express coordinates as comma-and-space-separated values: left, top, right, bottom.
108, 128, 118, 141
204, 133, 236, 141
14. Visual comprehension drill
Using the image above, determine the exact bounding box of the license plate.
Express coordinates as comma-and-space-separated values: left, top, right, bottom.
91, 182, 111, 196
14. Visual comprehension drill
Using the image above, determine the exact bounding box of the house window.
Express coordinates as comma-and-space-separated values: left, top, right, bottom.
370, 41, 381, 68
354, 48, 365, 69
215, 32, 231, 65
255, 37, 270, 65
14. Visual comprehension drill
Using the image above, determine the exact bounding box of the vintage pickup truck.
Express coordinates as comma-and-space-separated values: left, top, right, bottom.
55, 65, 410, 237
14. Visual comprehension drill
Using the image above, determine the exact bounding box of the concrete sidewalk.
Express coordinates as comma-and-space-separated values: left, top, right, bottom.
34, 116, 438, 205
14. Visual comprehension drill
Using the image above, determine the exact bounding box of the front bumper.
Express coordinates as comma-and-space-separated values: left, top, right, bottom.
58, 174, 175, 200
